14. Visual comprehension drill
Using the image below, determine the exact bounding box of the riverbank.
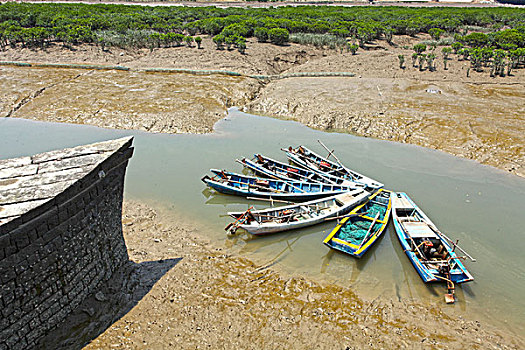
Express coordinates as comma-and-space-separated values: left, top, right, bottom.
1, 36, 523, 177
40, 199, 521, 349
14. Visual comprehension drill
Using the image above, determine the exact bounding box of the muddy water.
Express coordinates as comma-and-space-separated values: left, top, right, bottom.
1, 109, 524, 336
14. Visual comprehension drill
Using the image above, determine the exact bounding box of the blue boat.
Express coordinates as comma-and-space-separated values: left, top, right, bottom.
392, 192, 474, 303
239, 154, 362, 188
323, 189, 392, 258
283, 145, 383, 190
201, 169, 359, 201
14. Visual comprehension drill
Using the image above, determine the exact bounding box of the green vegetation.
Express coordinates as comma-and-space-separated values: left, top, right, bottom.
289, 33, 345, 49
268, 28, 289, 46
347, 43, 359, 55
1, 3, 524, 52
398, 54, 405, 69
0, 3, 524, 76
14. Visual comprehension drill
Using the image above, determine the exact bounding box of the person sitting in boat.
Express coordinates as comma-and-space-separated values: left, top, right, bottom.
427, 239, 448, 260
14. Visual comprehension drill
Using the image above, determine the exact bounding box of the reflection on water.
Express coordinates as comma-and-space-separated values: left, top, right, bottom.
1, 108, 524, 336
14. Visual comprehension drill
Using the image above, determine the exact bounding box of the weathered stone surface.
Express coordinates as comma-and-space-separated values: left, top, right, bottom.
0, 164, 38, 180
0, 136, 133, 350
0, 200, 50, 220
0, 157, 31, 170
0, 181, 74, 206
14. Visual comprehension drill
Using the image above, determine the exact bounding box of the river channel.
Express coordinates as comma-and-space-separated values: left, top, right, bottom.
1, 108, 524, 336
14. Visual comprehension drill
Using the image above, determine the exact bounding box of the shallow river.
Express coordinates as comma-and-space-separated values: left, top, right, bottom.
1, 109, 524, 336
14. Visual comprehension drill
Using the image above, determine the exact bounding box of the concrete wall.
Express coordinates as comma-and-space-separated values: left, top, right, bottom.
0, 139, 133, 349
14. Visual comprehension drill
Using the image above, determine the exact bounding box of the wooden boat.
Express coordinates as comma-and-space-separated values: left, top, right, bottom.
201, 169, 358, 201
283, 145, 383, 190
239, 154, 360, 187
323, 189, 392, 258
392, 192, 474, 303
226, 189, 368, 235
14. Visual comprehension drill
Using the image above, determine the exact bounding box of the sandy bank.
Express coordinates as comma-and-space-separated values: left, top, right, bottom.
39, 200, 522, 349
1, 36, 523, 177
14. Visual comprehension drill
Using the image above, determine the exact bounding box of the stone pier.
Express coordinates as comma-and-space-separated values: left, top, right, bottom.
0, 137, 134, 349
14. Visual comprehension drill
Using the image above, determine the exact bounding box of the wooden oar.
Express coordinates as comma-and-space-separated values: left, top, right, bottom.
317, 140, 356, 181
428, 225, 476, 262
357, 212, 380, 249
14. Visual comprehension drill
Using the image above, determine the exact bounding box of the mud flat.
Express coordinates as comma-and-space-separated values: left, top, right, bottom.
36, 200, 520, 349
1, 36, 523, 177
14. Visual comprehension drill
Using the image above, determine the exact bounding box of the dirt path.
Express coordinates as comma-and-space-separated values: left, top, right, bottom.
40, 200, 523, 349
1, 35, 523, 177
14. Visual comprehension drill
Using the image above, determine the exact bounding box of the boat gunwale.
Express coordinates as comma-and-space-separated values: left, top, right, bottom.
323, 189, 392, 258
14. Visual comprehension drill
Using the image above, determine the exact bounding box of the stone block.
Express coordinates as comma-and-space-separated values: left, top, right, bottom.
0, 267, 15, 284
0, 234, 9, 249
4, 245, 17, 257
5, 334, 20, 348
13, 233, 30, 251
35, 222, 49, 237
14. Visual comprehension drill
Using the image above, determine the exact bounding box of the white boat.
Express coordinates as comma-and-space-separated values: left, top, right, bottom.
226, 188, 368, 235
284, 145, 383, 190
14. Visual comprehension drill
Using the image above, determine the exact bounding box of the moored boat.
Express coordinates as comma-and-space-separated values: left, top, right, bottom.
226, 189, 368, 235
239, 154, 360, 187
283, 145, 383, 190
323, 189, 392, 258
201, 169, 359, 201
392, 192, 474, 303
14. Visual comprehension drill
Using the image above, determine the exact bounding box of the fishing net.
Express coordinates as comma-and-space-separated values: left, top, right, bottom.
366, 203, 387, 218
337, 203, 387, 245
339, 221, 370, 245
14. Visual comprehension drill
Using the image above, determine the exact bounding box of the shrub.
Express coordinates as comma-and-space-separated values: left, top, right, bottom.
347, 43, 358, 55
429, 28, 445, 41
451, 42, 463, 54
268, 28, 289, 45
289, 33, 345, 49
398, 54, 405, 69
254, 27, 268, 42
185, 36, 194, 47
413, 43, 427, 54
213, 34, 225, 50
462, 32, 489, 47
237, 39, 246, 54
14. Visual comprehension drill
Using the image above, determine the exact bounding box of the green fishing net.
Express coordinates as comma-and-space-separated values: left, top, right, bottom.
366, 203, 387, 218
337, 203, 387, 245
339, 221, 370, 245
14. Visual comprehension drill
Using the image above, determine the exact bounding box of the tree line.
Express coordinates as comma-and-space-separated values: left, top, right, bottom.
0, 3, 524, 55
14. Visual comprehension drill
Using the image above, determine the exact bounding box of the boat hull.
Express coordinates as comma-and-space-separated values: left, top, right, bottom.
202, 169, 358, 201
229, 190, 369, 235
324, 189, 392, 258
392, 192, 473, 284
